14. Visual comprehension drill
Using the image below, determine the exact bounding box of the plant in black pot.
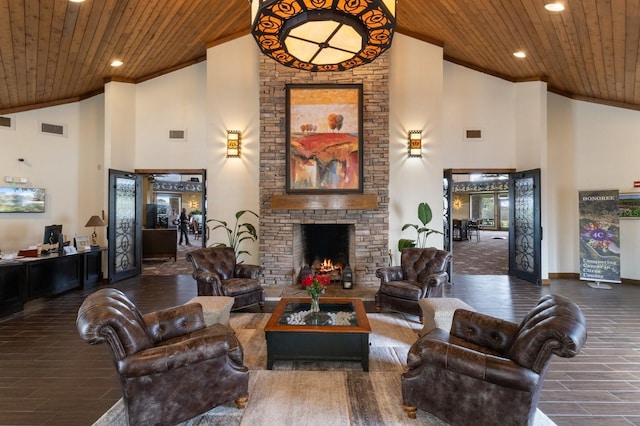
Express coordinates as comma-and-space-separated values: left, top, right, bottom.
207, 209, 259, 263
398, 201, 443, 251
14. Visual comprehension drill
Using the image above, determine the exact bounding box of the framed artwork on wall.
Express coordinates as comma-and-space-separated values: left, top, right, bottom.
0, 187, 45, 213
619, 192, 640, 219
285, 84, 363, 193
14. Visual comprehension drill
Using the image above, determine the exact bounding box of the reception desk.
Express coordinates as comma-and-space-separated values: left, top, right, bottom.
143, 228, 177, 261
0, 249, 104, 318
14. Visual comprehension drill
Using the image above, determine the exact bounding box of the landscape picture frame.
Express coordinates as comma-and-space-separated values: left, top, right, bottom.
0, 187, 45, 213
285, 84, 363, 194
619, 192, 640, 219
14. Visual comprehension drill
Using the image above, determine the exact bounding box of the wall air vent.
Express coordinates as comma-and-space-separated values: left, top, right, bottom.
169, 129, 187, 141
464, 129, 483, 141
0, 116, 14, 130
40, 122, 67, 137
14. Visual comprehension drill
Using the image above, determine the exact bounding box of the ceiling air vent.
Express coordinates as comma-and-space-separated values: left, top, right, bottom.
0, 116, 14, 130
40, 122, 66, 137
464, 129, 483, 141
169, 129, 187, 141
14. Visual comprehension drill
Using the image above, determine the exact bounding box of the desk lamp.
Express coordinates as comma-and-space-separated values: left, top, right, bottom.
85, 215, 106, 249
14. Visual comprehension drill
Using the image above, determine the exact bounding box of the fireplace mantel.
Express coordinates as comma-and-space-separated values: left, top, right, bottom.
270, 194, 378, 210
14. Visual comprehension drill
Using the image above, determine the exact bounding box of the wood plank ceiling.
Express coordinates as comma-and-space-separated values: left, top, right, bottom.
1, 0, 639, 114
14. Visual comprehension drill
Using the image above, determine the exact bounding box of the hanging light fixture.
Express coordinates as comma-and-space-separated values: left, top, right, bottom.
250, 0, 397, 72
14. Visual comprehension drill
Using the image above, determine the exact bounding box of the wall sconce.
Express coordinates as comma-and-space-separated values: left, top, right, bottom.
409, 130, 422, 157
453, 197, 463, 211
227, 130, 240, 158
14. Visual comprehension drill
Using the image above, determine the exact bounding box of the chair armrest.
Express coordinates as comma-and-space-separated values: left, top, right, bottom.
235, 264, 263, 279
193, 270, 221, 284
406, 334, 539, 392
418, 271, 449, 288
450, 309, 519, 354
117, 334, 230, 378
376, 266, 403, 283
143, 303, 205, 343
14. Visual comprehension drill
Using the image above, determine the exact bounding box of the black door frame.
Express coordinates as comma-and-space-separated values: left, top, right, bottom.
108, 169, 143, 283
508, 168, 542, 284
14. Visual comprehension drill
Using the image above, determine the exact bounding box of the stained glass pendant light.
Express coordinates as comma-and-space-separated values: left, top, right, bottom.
250, 0, 396, 72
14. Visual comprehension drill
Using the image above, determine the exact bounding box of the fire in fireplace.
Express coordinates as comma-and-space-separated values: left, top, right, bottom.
297, 223, 355, 286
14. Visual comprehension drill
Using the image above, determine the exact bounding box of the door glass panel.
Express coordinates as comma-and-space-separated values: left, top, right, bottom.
513, 177, 535, 274
114, 177, 136, 273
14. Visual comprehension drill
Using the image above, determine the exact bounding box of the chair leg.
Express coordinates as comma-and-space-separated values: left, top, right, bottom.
403, 404, 417, 419
235, 395, 248, 410
259, 301, 264, 312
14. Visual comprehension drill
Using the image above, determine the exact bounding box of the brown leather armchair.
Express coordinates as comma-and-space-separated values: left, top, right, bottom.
375, 247, 451, 322
402, 294, 587, 426
76, 288, 249, 426
186, 247, 265, 311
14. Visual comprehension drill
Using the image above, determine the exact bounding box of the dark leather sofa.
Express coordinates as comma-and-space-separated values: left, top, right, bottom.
186, 246, 265, 311
375, 247, 451, 322
76, 288, 249, 426
401, 294, 587, 425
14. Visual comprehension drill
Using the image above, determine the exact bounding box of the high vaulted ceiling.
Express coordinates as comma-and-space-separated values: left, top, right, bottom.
1, 0, 639, 115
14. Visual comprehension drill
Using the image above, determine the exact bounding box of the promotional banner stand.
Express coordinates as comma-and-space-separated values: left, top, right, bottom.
586, 280, 612, 290
578, 190, 621, 290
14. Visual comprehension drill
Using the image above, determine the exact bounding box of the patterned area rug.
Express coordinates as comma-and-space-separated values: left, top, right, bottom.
452, 230, 508, 275
142, 240, 197, 276
94, 313, 555, 426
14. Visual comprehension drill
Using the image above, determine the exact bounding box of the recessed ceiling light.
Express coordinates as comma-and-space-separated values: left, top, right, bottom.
111, 60, 123, 67
69, 0, 85, 3
513, 51, 526, 58
544, 2, 565, 12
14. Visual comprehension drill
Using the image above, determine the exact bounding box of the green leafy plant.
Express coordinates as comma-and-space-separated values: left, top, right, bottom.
207, 210, 259, 262
398, 201, 443, 251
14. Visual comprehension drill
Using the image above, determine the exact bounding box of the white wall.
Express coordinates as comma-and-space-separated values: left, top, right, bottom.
135, 63, 208, 169
514, 81, 549, 279
442, 62, 516, 168
388, 34, 444, 264
572, 99, 640, 280
104, 82, 136, 172
205, 36, 261, 264
0, 102, 95, 252
547, 93, 578, 275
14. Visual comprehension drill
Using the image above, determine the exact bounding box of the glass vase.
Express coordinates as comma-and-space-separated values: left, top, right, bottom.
309, 292, 320, 313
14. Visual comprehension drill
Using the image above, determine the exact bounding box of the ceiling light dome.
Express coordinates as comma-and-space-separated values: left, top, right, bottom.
251, 0, 396, 72
544, 2, 565, 12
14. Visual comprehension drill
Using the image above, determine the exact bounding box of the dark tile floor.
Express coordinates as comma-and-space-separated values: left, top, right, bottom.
0, 275, 638, 425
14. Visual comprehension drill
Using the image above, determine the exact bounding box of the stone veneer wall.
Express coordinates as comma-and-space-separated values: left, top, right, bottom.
259, 54, 390, 288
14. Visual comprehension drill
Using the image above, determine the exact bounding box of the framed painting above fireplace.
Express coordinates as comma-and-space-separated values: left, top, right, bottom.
286, 84, 363, 194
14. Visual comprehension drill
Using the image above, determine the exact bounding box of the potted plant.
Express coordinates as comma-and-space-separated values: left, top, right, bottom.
398, 201, 443, 251
207, 210, 259, 262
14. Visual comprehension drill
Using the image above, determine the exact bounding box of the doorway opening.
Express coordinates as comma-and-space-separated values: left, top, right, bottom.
450, 172, 511, 275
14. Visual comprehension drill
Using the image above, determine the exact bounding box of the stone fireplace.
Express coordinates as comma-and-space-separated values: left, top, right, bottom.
258, 54, 390, 288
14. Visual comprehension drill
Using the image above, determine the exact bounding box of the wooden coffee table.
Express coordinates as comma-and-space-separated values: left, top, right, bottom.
264, 297, 371, 371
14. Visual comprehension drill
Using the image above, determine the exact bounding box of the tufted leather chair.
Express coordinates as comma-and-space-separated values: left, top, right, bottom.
402, 294, 587, 425
76, 288, 249, 426
375, 247, 451, 322
186, 247, 264, 311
